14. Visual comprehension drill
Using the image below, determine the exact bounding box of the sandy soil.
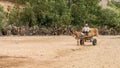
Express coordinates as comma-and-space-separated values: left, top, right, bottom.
0, 35, 120, 68
99, 0, 108, 7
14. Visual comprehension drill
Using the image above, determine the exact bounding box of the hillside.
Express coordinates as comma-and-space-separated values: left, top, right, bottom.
0, 0, 119, 35
0, 1, 14, 12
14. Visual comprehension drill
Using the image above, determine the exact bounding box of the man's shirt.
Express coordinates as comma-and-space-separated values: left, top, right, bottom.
82, 26, 90, 32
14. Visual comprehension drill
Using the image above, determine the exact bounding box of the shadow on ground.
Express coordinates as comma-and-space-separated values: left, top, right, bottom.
0, 56, 29, 68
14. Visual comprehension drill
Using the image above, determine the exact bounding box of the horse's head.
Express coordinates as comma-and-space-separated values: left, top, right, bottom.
70, 28, 82, 39
70, 27, 76, 35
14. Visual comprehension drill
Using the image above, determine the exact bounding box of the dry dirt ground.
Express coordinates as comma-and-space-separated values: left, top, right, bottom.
0, 35, 120, 68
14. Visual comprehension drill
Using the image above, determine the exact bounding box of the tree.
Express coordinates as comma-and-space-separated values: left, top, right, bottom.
71, 0, 101, 29
7, 5, 21, 26
20, 2, 37, 27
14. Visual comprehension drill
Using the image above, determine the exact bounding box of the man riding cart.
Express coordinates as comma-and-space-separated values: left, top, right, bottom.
82, 23, 90, 36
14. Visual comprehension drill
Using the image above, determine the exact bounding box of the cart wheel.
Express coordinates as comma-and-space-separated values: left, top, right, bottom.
92, 39, 97, 46
80, 39, 84, 45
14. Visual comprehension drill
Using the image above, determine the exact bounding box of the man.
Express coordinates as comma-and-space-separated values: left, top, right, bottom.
82, 23, 90, 36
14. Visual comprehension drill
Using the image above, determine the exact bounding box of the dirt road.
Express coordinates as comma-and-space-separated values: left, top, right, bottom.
0, 36, 120, 68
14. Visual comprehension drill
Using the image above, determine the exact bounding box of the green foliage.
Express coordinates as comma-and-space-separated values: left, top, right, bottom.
71, 0, 101, 29
20, 2, 37, 27
0, 5, 5, 29
99, 9, 119, 27
7, 5, 21, 26
107, 1, 120, 32
111, 0, 120, 8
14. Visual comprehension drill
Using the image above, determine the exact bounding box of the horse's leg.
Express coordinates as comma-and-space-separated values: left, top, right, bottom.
82, 38, 85, 45
77, 39, 79, 46
83, 39, 85, 45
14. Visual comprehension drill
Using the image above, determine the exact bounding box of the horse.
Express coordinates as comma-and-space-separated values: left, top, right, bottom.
71, 28, 98, 46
